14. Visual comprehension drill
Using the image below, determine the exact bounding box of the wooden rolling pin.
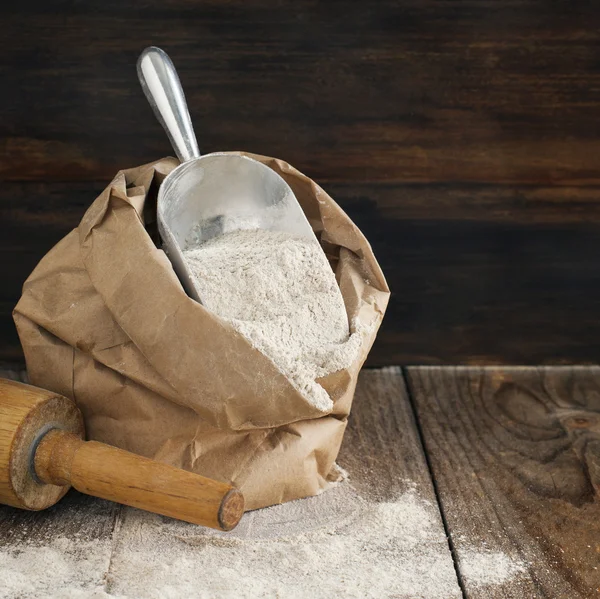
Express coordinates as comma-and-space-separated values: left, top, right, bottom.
0, 378, 244, 530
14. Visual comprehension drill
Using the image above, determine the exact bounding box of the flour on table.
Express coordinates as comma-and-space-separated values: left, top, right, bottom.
0, 537, 116, 599
460, 548, 528, 587
105, 483, 463, 599
184, 229, 363, 410
0, 482, 530, 599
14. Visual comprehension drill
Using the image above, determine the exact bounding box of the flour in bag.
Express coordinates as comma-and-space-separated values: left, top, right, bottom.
183, 229, 362, 409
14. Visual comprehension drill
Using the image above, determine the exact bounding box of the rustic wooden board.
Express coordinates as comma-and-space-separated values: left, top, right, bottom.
2, 1, 600, 184
338, 368, 451, 499
3, 1, 600, 365
0, 368, 121, 598
0, 368, 461, 597
4, 365, 600, 595
4, 181, 600, 365
104, 369, 463, 598
0, 493, 121, 598
407, 366, 600, 598
344, 194, 600, 366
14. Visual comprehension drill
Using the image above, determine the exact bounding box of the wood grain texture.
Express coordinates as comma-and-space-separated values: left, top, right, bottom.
35, 430, 244, 530
338, 367, 447, 499
0, 372, 242, 528
0, 369, 462, 597
4, 182, 600, 365
2, 1, 600, 364
407, 366, 600, 598
103, 368, 463, 598
1, 1, 600, 184
0, 378, 83, 510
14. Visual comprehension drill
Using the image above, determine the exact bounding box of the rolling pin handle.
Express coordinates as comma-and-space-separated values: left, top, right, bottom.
33, 429, 244, 531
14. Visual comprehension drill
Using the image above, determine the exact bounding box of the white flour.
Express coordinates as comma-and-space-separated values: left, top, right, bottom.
0, 483, 529, 599
0, 537, 115, 599
184, 229, 363, 410
460, 548, 528, 587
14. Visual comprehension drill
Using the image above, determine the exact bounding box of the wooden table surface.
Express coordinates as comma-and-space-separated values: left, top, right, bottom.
1, 366, 599, 598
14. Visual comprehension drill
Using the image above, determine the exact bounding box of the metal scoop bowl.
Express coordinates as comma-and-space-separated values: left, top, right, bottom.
137, 46, 314, 302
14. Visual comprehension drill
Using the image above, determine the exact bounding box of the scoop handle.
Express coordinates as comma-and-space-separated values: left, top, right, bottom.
34, 429, 244, 531
137, 46, 201, 163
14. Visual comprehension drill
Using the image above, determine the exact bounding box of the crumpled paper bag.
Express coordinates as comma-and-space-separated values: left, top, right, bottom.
14, 153, 390, 510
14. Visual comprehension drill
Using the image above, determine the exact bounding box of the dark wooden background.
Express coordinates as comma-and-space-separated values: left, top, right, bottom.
2, 0, 600, 366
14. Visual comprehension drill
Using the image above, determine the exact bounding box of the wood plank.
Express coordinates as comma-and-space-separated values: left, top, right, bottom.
0, 492, 121, 598
407, 366, 600, 598
104, 369, 463, 598
4, 1, 600, 367
4, 181, 600, 366
326, 182, 600, 225
0, 368, 121, 597
364, 218, 600, 365
1, 1, 600, 184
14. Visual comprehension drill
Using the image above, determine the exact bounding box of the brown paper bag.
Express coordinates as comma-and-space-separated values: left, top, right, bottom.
13, 154, 389, 510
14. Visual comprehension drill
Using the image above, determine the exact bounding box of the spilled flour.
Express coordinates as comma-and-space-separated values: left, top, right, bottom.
460, 549, 528, 587
0, 537, 115, 599
0, 483, 529, 599
184, 229, 363, 410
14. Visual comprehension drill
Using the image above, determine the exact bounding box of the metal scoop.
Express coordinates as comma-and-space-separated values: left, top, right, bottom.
137, 46, 315, 302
